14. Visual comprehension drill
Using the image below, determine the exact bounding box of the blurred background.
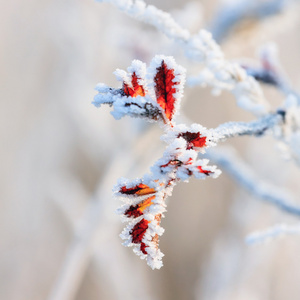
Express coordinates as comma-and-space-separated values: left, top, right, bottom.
1, 0, 300, 299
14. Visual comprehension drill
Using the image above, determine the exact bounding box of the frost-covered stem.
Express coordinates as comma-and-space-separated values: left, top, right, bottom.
97, 0, 268, 115
207, 147, 300, 217
96, 0, 190, 41
209, 0, 288, 42
280, 85, 300, 106
246, 223, 300, 244
214, 111, 284, 141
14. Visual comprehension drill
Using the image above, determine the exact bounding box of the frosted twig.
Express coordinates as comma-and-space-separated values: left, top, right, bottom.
242, 43, 300, 106
96, 0, 190, 41
213, 111, 283, 141
246, 223, 300, 244
209, 0, 288, 42
207, 147, 300, 217
97, 0, 268, 115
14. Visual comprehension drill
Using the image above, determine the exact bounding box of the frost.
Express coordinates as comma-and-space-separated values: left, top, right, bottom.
246, 223, 300, 245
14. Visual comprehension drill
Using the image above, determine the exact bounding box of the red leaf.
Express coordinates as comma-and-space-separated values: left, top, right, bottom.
197, 166, 212, 176
130, 219, 149, 244
120, 183, 156, 196
178, 131, 207, 149
154, 60, 179, 122
140, 242, 148, 254
123, 72, 145, 97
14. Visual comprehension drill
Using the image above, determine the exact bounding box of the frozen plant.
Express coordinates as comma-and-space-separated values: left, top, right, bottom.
91, 0, 300, 272
93, 55, 222, 269
93, 55, 286, 269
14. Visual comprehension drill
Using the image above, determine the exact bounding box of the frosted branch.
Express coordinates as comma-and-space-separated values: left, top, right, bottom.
96, 0, 190, 41
210, 0, 288, 42
207, 147, 300, 217
246, 223, 300, 244
242, 43, 300, 106
97, 0, 268, 115
213, 111, 284, 141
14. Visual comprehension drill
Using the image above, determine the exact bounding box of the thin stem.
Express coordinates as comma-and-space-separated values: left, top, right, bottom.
207, 147, 300, 218
246, 223, 300, 244
213, 112, 284, 141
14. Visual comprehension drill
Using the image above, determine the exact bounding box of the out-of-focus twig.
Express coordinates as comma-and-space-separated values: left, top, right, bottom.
214, 112, 283, 140
246, 223, 300, 244
207, 147, 300, 217
209, 0, 289, 43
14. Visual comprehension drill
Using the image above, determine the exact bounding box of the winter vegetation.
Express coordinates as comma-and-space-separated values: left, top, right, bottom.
1, 0, 300, 299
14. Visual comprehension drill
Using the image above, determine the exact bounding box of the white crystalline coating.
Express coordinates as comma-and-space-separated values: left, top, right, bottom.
166, 137, 187, 152
233, 82, 268, 116
213, 112, 283, 142
285, 94, 298, 108
113, 69, 128, 82
276, 95, 300, 163
128, 60, 147, 84
130, 0, 146, 15
97, 0, 190, 41
283, 96, 300, 136
246, 223, 300, 245
185, 28, 269, 115
92, 93, 115, 107
177, 149, 197, 164
187, 69, 214, 87
193, 31, 268, 115
94, 83, 111, 93
99, 93, 157, 121
190, 160, 222, 179
148, 204, 166, 215
290, 133, 300, 164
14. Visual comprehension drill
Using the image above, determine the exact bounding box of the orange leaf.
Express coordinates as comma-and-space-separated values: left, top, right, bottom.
120, 183, 156, 196
125, 195, 155, 218
123, 72, 146, 97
